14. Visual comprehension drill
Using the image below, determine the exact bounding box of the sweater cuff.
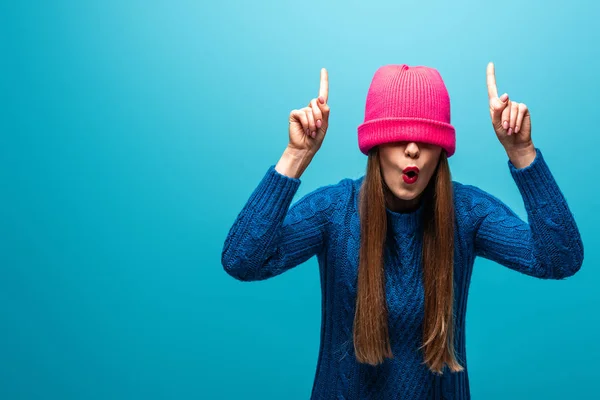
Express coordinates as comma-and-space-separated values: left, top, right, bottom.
246, 165, 302, 219
508, 148, 563, 209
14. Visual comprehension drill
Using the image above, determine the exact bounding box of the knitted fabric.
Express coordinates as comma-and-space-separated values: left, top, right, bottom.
221, 148, 583, 399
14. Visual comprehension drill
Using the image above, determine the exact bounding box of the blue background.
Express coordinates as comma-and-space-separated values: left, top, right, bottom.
2, 1, 598, 398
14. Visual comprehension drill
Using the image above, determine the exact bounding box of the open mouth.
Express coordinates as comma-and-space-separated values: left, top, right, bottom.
402, 168, 419, 184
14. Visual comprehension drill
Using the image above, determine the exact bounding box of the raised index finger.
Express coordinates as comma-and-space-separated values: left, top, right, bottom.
319, 68, 329, 103
486, 62, 498, 100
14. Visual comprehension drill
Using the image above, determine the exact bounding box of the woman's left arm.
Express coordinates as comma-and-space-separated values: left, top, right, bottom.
468, 147, 584, 279
472, 62, 584, 279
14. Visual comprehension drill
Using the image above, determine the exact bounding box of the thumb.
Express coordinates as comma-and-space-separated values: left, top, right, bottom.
490, 93, 509, 121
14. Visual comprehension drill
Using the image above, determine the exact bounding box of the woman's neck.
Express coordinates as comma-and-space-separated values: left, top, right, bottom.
383, 184, 422, 213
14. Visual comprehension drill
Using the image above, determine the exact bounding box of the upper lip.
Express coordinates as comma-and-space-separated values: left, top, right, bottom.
403, 166, 420, 174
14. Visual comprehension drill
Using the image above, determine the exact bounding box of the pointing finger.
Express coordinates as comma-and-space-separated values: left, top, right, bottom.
319, 68, 329, 104
486, 62, 498, 100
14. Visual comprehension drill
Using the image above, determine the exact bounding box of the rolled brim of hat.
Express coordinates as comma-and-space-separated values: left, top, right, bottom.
357, 117, 456, 157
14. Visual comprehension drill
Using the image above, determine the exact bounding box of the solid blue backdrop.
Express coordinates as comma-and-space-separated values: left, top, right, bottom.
1, 1, 598, 398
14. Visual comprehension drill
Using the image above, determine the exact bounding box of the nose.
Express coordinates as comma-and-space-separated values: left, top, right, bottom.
405, 142, 420, 158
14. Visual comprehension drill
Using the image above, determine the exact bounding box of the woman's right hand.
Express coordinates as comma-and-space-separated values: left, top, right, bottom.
288, 68, 330, 155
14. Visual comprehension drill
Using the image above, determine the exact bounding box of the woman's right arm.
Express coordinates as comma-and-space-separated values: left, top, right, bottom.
220, 147, 342, 281
221, 68, 332, 281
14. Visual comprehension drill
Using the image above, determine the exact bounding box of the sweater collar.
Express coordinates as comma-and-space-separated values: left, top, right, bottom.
386, 201, 424, 236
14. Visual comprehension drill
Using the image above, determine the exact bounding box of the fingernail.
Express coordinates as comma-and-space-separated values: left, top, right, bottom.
319, 96, 324, 104
515, 126, 520, 134
500, 93, 508, 102
316, 119, 322, 128
503, 121, 508, 130
508, 128, 513, 135
306, 128, 310, 135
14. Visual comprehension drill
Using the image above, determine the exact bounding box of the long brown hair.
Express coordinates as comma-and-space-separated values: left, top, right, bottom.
353, 145, 463, 374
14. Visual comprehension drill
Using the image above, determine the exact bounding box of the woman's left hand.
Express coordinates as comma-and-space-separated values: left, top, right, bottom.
487, 62, 532, 147
486, 62, 536, 167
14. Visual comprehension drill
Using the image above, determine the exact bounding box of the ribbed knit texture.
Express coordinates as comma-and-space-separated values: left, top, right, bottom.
357, 65, 456, 156
221, 147, 584, 399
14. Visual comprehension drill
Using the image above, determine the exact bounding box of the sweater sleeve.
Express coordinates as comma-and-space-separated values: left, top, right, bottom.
467, 147, 584, 279
221, 164, 342, 281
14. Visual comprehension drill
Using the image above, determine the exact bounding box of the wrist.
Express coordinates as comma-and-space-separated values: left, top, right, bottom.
506, 143, 536, 169
275, 147, 315, 179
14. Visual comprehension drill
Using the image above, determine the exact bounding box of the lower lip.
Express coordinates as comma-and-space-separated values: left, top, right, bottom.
402, 173, 418, 184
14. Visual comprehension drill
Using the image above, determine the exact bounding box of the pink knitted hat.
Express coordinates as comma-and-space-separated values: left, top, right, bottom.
357, 64, 456, 157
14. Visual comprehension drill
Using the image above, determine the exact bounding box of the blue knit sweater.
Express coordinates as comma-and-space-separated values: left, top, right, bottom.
221, 148, 584, 399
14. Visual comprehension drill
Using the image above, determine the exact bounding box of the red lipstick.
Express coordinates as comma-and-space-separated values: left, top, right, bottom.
402, 166, 419, 184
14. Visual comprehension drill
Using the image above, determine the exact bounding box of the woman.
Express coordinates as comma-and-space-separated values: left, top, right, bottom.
220, 63, 584, 399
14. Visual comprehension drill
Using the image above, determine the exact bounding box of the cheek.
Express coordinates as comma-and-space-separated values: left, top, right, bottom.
384, 167, 401, 182
419, 170, 435, 186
